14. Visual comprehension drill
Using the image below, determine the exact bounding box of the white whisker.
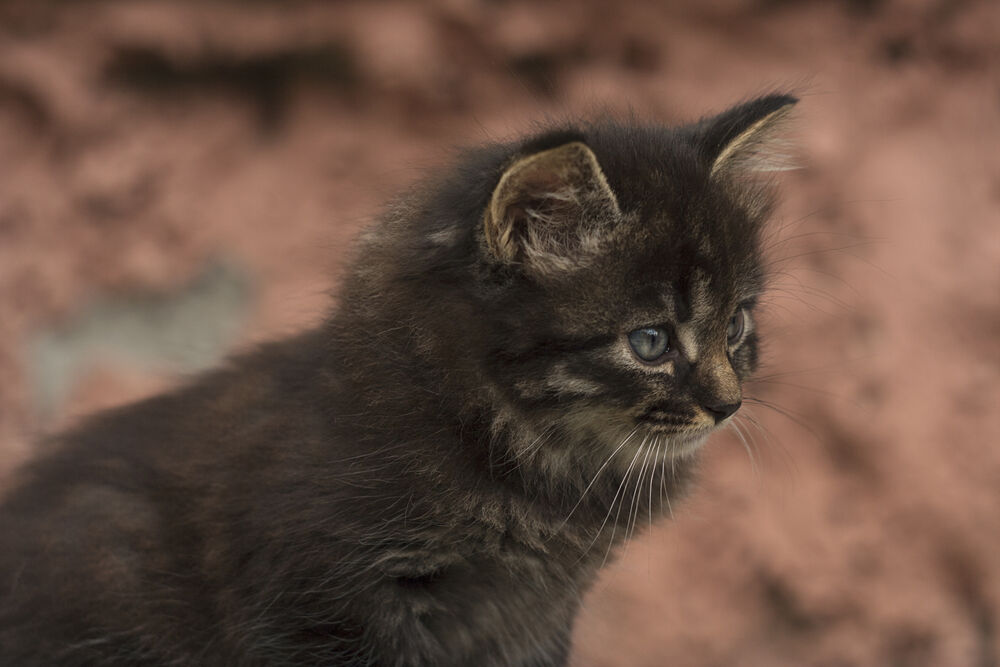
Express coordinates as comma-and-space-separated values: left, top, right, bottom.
647, 440, 658, 536
658, 436, 674, 518
729, 417, 759, 478
624, 440, 655, 551
594, 437, 647, 568
555, 426, 638, 533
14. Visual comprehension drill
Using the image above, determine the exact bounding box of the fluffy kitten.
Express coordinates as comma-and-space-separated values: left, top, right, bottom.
0, 94, 796, 666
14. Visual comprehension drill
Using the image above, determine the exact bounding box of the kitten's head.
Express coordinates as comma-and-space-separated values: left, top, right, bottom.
477, 95, 796, 461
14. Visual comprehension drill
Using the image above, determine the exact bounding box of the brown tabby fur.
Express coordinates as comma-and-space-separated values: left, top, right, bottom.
0, 94, 796, 666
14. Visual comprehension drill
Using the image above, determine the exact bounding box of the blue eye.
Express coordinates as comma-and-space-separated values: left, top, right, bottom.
627, 327, 671, 363
727, 308, 746, 344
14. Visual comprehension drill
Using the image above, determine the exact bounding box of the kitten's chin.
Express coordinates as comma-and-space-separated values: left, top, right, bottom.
631, 414, 721, 459
665, 430, 712, 458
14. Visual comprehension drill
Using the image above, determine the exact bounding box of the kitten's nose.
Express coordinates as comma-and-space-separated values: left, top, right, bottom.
703, 400, 741, 423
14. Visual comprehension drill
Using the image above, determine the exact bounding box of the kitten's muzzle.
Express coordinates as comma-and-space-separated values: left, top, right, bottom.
702, 400, 741, 423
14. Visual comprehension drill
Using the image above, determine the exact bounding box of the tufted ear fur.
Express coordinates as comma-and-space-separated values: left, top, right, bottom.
700, 94, 798, 177
483, 141, 620, 276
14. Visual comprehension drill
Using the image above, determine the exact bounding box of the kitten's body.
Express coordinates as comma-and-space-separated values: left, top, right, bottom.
0, 95, 795, 666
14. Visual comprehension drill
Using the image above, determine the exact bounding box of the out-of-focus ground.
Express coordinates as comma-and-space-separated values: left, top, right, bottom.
1, 1, 998, 664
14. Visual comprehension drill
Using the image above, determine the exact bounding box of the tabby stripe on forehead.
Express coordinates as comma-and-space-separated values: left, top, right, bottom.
671, 287, 691, 323
674, 323, 700, 362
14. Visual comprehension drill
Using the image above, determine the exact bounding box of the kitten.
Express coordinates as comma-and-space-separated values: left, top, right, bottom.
0, 94, 796, 666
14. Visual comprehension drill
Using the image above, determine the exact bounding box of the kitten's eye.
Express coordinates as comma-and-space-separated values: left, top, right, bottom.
627, 327, 671, 363
727, 308, 746, 345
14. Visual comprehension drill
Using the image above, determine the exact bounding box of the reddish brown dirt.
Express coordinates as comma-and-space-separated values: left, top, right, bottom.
1, 1, 998, 665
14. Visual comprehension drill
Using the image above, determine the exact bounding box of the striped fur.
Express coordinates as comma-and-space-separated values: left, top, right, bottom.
0, 94, 796, 666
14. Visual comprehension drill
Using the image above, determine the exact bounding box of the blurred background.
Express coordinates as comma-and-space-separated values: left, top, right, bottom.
0, 0, 998, 665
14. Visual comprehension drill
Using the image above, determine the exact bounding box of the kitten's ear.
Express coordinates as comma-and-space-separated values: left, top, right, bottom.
484, 140, 620, 273
701, 94, 798, 177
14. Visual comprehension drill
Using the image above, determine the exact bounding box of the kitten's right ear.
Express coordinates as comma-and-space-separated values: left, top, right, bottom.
483, 141, 620, 274
700, 93, 798, 177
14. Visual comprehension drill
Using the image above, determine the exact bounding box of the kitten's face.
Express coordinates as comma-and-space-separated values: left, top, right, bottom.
479, 96, 794, 460
555, 221, 757, 454
486, 194, 762, 459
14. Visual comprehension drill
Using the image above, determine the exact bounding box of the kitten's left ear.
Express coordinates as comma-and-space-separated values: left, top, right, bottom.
483, 140, 620, 274
701, 94, 798, 177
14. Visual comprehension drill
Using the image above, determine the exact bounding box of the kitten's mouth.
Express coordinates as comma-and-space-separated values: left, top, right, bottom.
630, 407, 717, 456
639, 416, 688, 430
636, 407, 693, 431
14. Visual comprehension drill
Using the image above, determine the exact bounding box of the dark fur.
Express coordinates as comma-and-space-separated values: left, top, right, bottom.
0, 94, 796, 666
